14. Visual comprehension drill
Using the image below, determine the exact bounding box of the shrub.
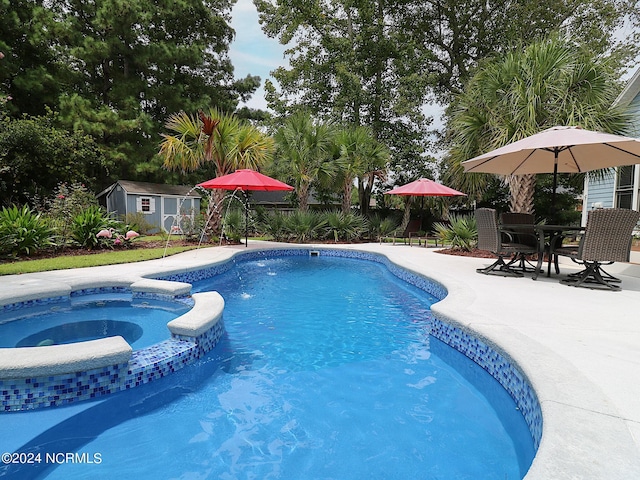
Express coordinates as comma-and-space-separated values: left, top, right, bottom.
323, 211, 368, 242
260, 210, 289, 241
284, 210, 326, 243
45, 182, 99, 245
368, 214, 399, 241
0, 205, 56, 256
70, 206, 120, 249
221, 209, 244, 243
123, 212, 155, 235
434, 214, 477, 251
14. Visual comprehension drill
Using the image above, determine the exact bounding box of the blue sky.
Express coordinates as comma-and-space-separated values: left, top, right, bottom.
230, 0, 286, 110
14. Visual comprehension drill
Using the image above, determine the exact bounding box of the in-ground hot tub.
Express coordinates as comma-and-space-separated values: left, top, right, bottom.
0, 292, 192, 349
0, 279, 226, 411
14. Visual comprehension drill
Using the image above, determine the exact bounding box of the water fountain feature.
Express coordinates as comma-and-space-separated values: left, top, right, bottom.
161, 186, 245, 258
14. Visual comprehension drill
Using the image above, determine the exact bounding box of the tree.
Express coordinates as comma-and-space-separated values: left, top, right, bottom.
402, 0, 637, 101
0, 114, 106, 205
334, 125, 389, 214
255, 0, 633, 198
0, 0, 262, 189
48, 0, 250, 175
159, 108, 275, 232
256, 0, 434, 191
443, 35, 630, 215
0, 0, 62, 117
272, 111, 337, 211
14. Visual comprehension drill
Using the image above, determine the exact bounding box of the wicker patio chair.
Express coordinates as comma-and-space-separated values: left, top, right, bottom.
500, 212, 540, 273
475, 208, 538, 277
554, 208, 640, 291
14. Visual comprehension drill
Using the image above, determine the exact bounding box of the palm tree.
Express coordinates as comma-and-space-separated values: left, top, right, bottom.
444, 35, 628, 214
335, 125, 389, 214
273, 111, 337, 211
159, 107, 275, 233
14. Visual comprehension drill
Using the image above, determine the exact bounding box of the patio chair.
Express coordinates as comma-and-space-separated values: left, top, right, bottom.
554, 208, 640, 291
380, 219, 422, 245
500, 212, 540, 273
475, 208, 538, 277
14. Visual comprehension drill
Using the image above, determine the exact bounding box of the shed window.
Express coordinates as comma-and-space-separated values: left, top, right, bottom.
137, 197, 155, 214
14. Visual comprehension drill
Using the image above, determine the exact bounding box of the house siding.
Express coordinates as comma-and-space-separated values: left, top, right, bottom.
584, 174, 616, 209
628, 95, 640, 136
583, 68, 640, 216
127, 194, 162, 231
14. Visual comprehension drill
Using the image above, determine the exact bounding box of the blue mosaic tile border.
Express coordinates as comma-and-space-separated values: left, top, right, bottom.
0, 288, 222, 411
431, 318, 543, 449
131, 292, 194, 306
70, 286, 130, 297
0, 295, 69, 315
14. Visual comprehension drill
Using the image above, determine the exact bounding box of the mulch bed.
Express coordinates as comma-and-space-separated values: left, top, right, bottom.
0, 239, 216, 264
435, 248, 497, 258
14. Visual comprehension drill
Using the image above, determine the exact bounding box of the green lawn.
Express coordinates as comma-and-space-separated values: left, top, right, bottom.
0, 246, 198, 276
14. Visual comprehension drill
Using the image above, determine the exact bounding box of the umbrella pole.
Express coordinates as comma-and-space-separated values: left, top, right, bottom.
551, 150, 559, 223
243, 190, 249, 247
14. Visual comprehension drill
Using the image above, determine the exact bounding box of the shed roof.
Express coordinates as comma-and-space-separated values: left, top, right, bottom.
98, 180, 201, 198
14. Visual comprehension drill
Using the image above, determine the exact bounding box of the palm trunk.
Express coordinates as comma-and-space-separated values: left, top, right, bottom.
298, 182, 310, 212
342, 177, 353, 214
358, 172, 375, 216
400, 197, 413, 230
507, 174, 536, 214
204, 189, 226, 237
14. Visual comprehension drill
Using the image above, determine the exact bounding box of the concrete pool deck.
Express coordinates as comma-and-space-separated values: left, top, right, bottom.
1, 241, 639, 479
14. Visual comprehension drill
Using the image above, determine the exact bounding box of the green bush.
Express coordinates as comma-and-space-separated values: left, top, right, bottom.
221, 209, 244, 243
70, 206, 120, 249
323, 211, 368, 242
284, 210, 326, 243
44, 182, 99, 245
260, 210, 289, 241
0, 205, 56, 256
123, 212, 155, 235
434, 214, 477, 251
368, 214, 399, 240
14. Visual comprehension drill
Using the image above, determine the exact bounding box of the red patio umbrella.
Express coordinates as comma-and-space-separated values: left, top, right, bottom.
385, 178, 466, 197
197, 169, 294, 246
385, 178, 467, 232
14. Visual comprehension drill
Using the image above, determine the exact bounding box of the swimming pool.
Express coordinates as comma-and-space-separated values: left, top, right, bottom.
0, 251, 536, 479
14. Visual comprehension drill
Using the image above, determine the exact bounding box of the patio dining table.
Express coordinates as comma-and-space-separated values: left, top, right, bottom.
531, 224, 585, 280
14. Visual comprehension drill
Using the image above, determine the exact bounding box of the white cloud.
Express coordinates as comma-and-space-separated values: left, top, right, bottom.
230, 0, 287, 110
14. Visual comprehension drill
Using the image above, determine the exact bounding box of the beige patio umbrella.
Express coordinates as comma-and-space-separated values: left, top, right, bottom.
461, 125, 640, 211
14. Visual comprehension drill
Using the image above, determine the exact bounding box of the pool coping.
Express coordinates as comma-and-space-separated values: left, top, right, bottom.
0, 242, 639, 479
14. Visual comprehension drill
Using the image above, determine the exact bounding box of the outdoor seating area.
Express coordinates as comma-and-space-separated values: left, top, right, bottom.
462, 125, 640, 291
475, 206, 640, 291
380, 218, 422, 245
554, 208, 640, 290
475, 208, 538, 277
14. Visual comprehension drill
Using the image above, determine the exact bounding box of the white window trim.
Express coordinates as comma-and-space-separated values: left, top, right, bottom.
136, 196, 156, 214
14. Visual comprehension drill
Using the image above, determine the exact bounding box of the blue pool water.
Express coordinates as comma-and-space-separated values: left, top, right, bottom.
0, 255, 535, 479
0, 295, 190, 349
